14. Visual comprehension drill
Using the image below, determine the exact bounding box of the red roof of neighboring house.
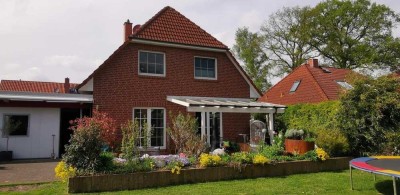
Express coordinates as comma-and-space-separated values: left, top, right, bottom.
258, 59, 352, 105
0, 80, 78, 93
131, 6, 228, 49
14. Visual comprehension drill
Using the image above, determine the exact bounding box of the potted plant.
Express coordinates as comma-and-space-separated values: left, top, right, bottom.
284, 129, 315, 155
0, 117, 19, 161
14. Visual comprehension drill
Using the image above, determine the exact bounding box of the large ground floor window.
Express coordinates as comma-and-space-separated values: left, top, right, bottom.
133, 108, 165, 149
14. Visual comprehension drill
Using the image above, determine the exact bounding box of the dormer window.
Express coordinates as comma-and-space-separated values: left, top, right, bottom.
194, 57, 217, 80
290, 80, 301, 92
336, 81, 353, 89
139, 51, 165, 76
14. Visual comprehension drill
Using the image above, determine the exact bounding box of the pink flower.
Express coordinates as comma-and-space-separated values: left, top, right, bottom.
179, 153, 186, 158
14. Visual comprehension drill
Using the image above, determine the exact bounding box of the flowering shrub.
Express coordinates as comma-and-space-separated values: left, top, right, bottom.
69, 111, 118, 150
252, 154, 270, 165
55, 161, 76, 183
316, 148, 329, 161
199, 153, 222, 167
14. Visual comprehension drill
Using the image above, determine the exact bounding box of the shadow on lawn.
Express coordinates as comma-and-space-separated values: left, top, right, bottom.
375, 180, 400, 195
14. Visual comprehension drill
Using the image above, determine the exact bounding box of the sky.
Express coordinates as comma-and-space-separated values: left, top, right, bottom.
0, 0, 399, 84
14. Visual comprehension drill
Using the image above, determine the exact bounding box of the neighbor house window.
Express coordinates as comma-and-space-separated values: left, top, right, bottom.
3, 115, 29, 136
336, 81, 353, 89
139, 51, 165, 76
133, 108, 165, 148
194, 57, 217, 79
289, 80, 301, 92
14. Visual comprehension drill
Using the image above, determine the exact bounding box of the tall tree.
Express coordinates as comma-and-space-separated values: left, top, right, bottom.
305, 0, 400, 70
261, 6, 316, 76
233, 27, 271, 92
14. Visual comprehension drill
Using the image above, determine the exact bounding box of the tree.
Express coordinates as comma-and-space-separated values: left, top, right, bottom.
233, 27, 271, 92
261, 6, 316, 76
305, 0, 400, 70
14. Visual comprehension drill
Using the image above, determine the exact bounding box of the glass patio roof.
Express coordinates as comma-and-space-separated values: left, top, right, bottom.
167, 96, 286, 113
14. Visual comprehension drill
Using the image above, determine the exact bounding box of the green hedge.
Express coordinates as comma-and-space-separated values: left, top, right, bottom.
276, 101, 349, 156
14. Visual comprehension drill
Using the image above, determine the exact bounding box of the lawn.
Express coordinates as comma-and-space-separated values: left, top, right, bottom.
0, 170, 398, 194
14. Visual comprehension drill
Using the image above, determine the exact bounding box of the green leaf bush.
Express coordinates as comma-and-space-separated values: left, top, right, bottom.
338, 76, 400, 155
277, 101, 349, 156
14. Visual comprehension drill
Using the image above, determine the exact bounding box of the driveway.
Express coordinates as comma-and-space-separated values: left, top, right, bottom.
0, 159, 59, 185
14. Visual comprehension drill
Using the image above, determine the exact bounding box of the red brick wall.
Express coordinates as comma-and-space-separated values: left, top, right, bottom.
93, 43, 251, 151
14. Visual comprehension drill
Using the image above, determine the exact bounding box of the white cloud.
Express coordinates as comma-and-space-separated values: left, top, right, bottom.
238, 10, 263, 32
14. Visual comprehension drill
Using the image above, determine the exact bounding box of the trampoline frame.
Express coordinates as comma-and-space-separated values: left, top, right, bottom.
350, 156, 400, 195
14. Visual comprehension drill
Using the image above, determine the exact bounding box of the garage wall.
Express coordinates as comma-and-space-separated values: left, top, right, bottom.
0, 107, 60, 159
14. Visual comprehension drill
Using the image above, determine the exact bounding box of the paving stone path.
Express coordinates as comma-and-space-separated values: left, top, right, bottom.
0, 159, 59, 185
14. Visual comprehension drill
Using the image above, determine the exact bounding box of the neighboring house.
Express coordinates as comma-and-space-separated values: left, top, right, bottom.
0, 78, 92, 159
0, 6, 285, 159
258, 59, 353, 105
0, 78, 78, 93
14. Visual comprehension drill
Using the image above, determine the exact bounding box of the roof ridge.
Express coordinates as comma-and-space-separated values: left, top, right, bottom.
304, 65, 329, 101
132, 6, 227, 49
131, 6, 170, 37
1, 80, 78, 85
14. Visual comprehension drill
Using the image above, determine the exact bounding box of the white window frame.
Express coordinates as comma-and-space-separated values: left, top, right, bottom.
199, 112, 222, 145
132, 107, 166, 150
2, 114, 30, 137
138, 50, 166, 77
194, 56, 217, 80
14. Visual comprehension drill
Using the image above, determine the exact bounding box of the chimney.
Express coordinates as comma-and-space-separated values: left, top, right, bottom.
307, 59, 319, 68
64, 77, 70, 93
124, 19, 133, 42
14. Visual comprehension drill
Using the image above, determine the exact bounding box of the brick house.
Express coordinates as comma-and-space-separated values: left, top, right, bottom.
258, 59, 353, 105
0, 6, 285, 158
77, 6, 286, 153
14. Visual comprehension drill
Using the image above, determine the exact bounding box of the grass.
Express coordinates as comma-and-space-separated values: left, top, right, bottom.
0, 170, 398, 194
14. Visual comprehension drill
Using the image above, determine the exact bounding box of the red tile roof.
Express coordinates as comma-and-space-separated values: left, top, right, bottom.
0, 80, 78, 93
131, 6, 228, 49
258, 60, 352, 105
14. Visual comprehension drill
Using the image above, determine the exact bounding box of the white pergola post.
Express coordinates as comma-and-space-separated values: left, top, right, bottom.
268, 112, 274, 144
201, 111, 206, 141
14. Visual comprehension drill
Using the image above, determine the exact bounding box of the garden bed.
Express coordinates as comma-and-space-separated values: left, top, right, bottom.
68, 157, 351, 193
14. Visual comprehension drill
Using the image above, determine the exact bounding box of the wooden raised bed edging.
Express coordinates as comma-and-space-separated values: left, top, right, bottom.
68, 157, 352, 193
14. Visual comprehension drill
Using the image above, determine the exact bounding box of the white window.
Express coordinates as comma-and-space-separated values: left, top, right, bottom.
194, 57, 217, 79
133, 108, 165, 149
336, 81, 353, 89
2, 114, 29, 136
290, 80, 301, 92
138, 51, 165, 76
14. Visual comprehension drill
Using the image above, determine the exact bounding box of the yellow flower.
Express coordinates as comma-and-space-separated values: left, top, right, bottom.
316, 148, 329, 161
199, 153, 222, 167
54, 161, 76, 183
252, 154, 270, 165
